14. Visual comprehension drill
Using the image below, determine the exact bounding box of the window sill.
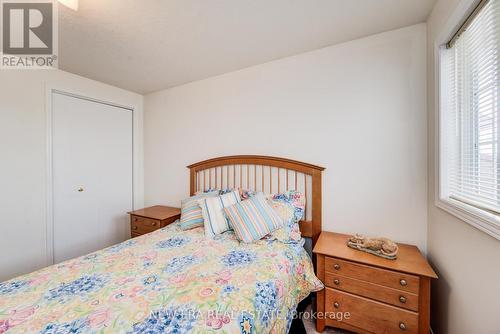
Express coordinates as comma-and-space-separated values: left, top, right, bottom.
436, 197, 500, 240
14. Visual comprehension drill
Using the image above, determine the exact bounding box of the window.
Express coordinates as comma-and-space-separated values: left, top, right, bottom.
440, 0, 500, 239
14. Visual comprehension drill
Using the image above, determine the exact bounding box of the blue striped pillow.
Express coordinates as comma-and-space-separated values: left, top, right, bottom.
224, 194, 284, 243
199, 190, 242, 238
179, 191, 219, 230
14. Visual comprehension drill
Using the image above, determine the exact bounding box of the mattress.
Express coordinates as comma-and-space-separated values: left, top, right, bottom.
0, 222, 323, 333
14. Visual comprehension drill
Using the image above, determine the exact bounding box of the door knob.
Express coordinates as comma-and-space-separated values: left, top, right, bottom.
77, 187, 84, 192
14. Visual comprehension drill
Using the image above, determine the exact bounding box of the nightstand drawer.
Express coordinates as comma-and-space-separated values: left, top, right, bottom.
161, 215, 180, 226
128, 206, 181, 238
325, 272, 419, 311
131, 216, 161, 234
325, 257, 420, 294
325, 288, 418, 334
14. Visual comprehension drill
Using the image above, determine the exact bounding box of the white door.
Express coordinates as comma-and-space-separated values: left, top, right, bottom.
52, 92, 133, 263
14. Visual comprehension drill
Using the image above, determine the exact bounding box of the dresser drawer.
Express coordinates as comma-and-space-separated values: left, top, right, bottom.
325, 257, 420, 294
161, 215, 180, 226
325, 288, 418, 334
325, 272, 418, 312
131, 215, 161, 234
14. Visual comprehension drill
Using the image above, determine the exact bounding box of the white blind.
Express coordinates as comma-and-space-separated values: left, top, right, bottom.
441, 0, 500, 213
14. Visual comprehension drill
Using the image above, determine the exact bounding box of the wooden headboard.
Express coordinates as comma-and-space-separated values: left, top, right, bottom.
187, 155, 325, 246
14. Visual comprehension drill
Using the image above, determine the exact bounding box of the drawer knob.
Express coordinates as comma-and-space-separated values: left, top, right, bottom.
399, 279, 407, 286
132, 226, 138, 230
333, 302, 340, 309
333, 264, 340, 270
399, 322, 406, 331
152, 222, 157, 226
399, 296, 407, 303
333, 279, 340, 286
134, 217, 138, 222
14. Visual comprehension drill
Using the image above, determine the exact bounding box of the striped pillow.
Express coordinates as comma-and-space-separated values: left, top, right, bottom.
224, 194, 284, 243
199, 190, 241, 238
179, 191, 219, 230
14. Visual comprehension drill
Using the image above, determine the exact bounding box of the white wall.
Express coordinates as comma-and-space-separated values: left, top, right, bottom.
427, 1, 500, 333
0, 70, 143, 281
144, 24, 428, 251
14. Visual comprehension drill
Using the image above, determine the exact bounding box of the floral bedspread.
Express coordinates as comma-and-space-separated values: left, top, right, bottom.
0, 222, 323, 333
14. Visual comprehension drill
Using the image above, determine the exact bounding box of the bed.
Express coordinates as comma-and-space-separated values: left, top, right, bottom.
0, 156, 325, 334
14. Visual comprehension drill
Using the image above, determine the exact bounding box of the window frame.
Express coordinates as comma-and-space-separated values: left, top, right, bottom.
436, 0, 500, 240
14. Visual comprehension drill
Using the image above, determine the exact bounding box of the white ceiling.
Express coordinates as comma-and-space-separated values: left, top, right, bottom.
59, 0, 436, 94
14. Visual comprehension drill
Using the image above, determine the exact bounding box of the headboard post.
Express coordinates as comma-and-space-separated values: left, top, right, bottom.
187, 155, 325, 248
189, 168, 196, 196
312, 169, 322, 246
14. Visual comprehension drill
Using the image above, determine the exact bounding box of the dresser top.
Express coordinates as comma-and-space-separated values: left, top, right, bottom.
313, 232, 437, 278
128, 206, 181, 220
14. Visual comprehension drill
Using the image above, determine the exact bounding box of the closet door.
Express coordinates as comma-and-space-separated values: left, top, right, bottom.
52, 92, 133, 263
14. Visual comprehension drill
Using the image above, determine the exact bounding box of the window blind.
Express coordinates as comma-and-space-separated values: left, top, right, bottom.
441, 0, 500, 214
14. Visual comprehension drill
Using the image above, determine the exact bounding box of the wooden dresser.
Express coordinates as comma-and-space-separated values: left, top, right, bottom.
128, 206, 180, 238
313, 232, 437, 334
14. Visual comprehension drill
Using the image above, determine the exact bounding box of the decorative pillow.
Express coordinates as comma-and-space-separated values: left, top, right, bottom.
224, 194, 284, 243
269, 190, 305, 222
179, 191, 219, 230
265, 190, 306, 243
199, 190, 241, 238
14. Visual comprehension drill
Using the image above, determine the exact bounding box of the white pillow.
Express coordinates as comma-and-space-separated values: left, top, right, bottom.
199, 190, 241, 238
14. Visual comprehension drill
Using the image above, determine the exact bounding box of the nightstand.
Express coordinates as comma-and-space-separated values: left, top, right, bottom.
128, 206, 181, 238
313, 232, 437, 334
